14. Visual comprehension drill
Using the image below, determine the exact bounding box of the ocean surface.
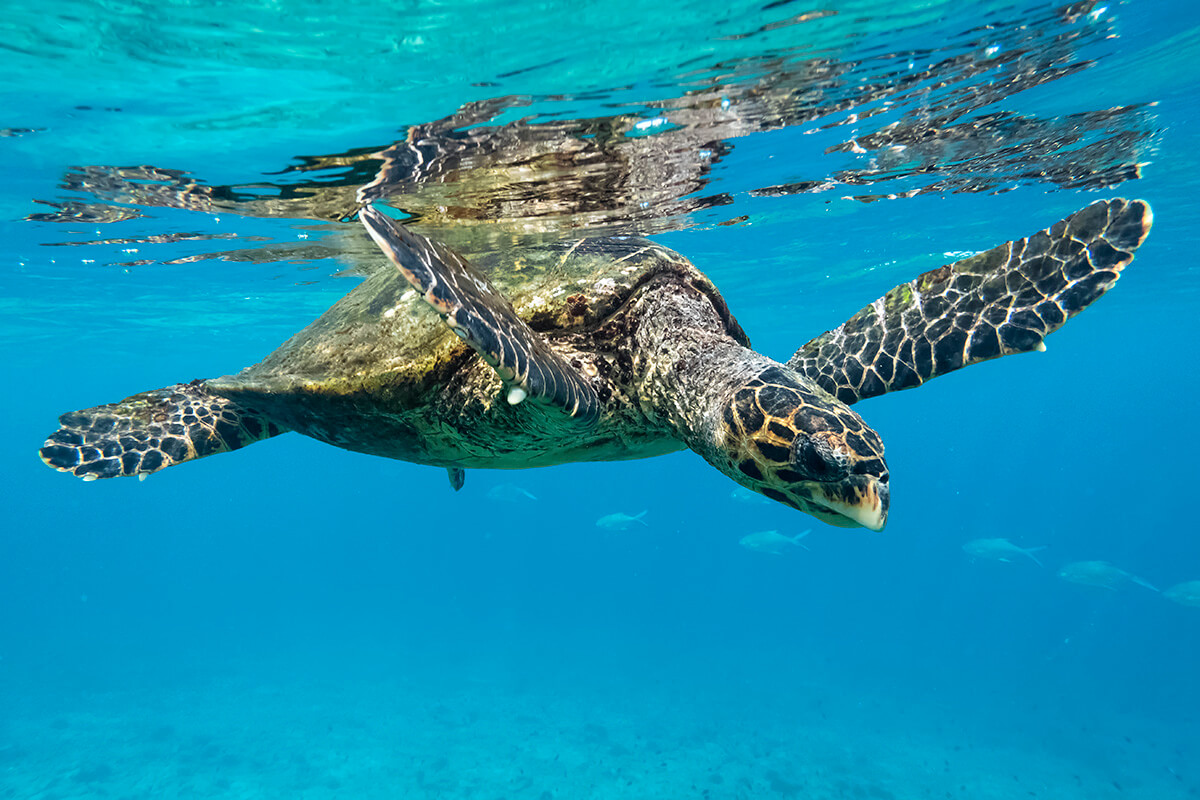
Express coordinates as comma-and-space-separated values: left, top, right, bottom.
2, 1, 1198, 798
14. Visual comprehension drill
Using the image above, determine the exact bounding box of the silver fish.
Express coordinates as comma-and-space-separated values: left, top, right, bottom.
729, 486, 770, 506
739, 529, 810, 555
486, 483, 538, 502
1164, 581, 1200, 608
1058, 560, 1158, 591
595, 511, 649, 530
962, 537, 1046, 567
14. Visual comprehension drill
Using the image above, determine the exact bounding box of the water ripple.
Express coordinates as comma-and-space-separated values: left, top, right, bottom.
15, 0, 1157, 278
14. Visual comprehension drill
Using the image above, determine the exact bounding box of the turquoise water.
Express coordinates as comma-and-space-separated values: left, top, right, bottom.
2, 1, 1199, 797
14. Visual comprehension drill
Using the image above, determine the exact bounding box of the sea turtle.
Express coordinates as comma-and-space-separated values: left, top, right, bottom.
38, 198, 1152, 531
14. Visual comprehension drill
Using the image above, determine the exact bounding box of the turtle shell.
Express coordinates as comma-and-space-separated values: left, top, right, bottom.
208, 233, 747, 404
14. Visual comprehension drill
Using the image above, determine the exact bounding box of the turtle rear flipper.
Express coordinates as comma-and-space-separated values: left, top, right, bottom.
359, 205, 600, 424
788, 199, 1152, 404
39, 381, 286, 481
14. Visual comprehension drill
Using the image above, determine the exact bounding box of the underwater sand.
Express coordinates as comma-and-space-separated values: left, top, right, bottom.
3, 642, 1195, 800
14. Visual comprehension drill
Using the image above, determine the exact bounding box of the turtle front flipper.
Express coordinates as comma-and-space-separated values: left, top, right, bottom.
39, 381, 286, 480
359, 205, 600, 424
787, 199, 1152, 404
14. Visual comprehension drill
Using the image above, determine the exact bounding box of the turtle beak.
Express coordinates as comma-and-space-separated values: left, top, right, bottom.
805, 476, 889, 532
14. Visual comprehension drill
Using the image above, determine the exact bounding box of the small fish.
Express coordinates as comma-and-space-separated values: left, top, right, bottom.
962, 537, 1046, 567
595, 511, 649, 530
729, 486, 770, 506
1058, 560, 1159, 591
486, 483, 538, 502
1163, 581, 1200, 608
739, 529, 810, 555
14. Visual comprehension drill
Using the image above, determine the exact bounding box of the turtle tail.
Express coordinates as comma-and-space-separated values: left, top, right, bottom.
39, 380, 286, 481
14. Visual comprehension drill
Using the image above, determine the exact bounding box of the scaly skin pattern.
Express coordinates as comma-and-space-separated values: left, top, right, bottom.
39, 381, 285, 480
626, 276, 889, 529
788, 199, 1153, 405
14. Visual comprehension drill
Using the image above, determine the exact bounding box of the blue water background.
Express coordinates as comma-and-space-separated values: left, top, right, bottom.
1, 1, 1198, 797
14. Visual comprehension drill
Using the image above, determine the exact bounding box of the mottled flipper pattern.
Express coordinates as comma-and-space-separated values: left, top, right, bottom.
359, 205, 600, 424
40, 380, 285, 480
788, 199, 1152, 405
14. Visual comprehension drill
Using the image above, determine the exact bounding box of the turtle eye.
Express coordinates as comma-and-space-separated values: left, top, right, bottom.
790, 435, 850, 481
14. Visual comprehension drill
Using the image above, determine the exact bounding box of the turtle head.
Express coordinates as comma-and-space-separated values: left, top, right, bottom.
623, 272, 888, 529
714, 366, 889, 531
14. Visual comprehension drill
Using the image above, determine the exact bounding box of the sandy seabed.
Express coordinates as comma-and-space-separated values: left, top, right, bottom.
1, 642, 1195, 800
